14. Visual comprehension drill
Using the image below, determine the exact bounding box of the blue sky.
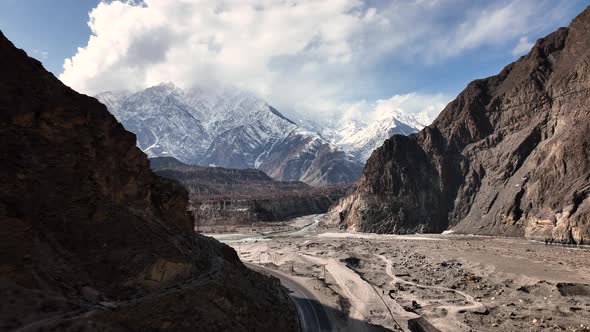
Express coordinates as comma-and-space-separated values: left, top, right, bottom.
0, 0, 99, 75
1, 0, 589, 123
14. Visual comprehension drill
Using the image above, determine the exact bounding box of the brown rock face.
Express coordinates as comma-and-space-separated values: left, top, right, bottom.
0, 31, 296, 331
325, 7, 590, 244
150, 157, 354, 225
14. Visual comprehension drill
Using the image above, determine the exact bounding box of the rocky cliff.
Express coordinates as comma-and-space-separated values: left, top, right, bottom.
150, 157, 354, 225
0, 31, 296, 331
150, 156, 310, 196
193, 197, 337, 226
324, 7, 590, 244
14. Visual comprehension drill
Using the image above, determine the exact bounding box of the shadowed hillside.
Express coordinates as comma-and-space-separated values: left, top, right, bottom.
0, 31, 297, 331
151, 157, 355, 225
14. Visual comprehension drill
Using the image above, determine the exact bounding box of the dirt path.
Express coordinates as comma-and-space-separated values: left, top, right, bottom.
376, 254, 484, 331
212, 216, 590, 331
301, 253, 406, 331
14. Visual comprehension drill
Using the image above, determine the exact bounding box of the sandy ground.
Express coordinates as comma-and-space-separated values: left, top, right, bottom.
207, 215, 590, 332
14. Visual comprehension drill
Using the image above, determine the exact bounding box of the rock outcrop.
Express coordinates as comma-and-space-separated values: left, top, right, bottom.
0, 31, 296, 331
324, 7, 590, 244
150, 157, 354, 225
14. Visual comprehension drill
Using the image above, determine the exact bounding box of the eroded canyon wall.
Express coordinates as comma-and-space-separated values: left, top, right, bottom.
325, 7, 590, 244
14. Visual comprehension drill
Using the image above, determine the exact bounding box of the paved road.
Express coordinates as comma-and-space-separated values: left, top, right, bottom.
246, 263, 335, 332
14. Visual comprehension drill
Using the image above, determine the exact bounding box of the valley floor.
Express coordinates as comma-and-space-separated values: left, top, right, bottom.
206, 215, 590, 332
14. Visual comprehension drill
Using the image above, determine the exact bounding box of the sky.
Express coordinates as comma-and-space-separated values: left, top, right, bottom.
1, 0, 589, 125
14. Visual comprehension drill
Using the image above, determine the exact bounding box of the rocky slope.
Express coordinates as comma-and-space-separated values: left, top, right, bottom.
0, 31, 296, 331
324, 6, 590, 244
97, 85, 363, 185
257, 130, 363, 186
150, 157, 354, 225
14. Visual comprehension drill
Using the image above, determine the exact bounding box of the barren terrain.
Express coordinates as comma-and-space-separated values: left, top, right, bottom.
207, 215, 590, 331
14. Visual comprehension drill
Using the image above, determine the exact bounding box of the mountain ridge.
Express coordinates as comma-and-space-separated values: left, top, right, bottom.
323, 6, 590, 244
294, 108, 425, 162
97, 83, 364, 185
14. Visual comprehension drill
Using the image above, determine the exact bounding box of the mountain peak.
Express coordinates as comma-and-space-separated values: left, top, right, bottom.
373, 105, 425, 129
156, 81, 179, 89
96, 82, 363, 185
146, 81, 184, 95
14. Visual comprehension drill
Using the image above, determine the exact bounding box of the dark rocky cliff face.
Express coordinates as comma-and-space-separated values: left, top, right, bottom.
325, 7, 590, 244
150, 157, 354, 225
194, 196, 339, 226
0, 31, 296, 331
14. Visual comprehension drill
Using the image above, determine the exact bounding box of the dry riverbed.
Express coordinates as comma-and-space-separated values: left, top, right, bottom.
206, 215, 590, 331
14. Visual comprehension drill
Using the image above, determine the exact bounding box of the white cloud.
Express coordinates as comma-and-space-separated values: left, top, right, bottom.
512, 36, 535, 56
59, 0, 576, 122
305, 92, 451, 126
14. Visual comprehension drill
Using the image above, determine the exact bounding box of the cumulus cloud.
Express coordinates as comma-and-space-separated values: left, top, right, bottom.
59, 0, 576, 122
512, 36, 535, 56
305, 92, 451, 126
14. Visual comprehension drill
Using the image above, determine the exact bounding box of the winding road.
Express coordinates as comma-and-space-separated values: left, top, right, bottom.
245, 262, 335, 332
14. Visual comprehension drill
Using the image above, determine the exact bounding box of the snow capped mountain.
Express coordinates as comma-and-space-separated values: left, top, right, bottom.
94, 90, 129, 113
337, 108, 424, 161
96, 82, 421, 184
293, 107, 424, 162
333, 120, 364, 142
97, 83, 210, 163
293, 118, 339, 143
96, 83, 362, 185
258, 128, 363, 186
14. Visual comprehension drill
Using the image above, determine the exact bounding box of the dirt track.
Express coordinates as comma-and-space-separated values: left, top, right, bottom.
207, 215, 590, 331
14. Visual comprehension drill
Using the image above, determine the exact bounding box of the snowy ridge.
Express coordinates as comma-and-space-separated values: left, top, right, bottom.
96, 83, 362, 185
337, 108, 424, 161
296, 108, 424, 162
